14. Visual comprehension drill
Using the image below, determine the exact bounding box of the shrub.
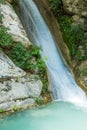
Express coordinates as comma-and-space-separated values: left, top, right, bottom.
82, 68, 87, 76
7, 43, 29, 69
0, 109, 4, 113
0, 8, 48, 95
7, 43, 42, 70
58, 15, 85, 59
11, 0, 18, 12
0, 9, 13, 51
35, 97, 44, 105
49, 0, 63, 16
7, 43, 48, 93
0, 14, 3, 23
76, 50, 85, 61
0, 26, 13, 49
49, 0, 86, 61
13, 105, 18, 111
0, 0, 5, 3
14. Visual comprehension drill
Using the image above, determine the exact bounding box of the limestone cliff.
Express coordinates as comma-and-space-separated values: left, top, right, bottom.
62, 0, 87, 92
62, 0, 87, 17
0, 2, 43, 113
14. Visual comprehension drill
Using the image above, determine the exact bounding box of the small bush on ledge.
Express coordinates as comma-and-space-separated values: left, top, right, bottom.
0, 11, 48, 94
7, 43, 48, 94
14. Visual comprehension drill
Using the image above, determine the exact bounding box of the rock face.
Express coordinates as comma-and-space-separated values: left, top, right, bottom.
0, 75, 42, 111
0, 52, 42, 112
62, 0, 87, 17
0, 2, 32, 47
6, 0, 12, 3
0, 2, 43, 113
62, 0, 87, 92
0, 76, 42, 103
0, 52, 26, 78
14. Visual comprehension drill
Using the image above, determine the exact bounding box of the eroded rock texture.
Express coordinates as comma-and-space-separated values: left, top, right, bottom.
62, 0, 87, 17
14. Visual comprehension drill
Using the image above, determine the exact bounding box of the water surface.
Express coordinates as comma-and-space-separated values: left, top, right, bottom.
0, 101, 87, 130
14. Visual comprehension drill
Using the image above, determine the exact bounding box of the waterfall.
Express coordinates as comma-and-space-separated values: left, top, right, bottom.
18, 0, 87, 104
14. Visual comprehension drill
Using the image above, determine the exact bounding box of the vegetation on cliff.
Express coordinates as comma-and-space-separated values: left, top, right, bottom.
49, 0, 86, 62
0, 0, 5, 3
0, 1, 48, 95
48, 0, 87, 90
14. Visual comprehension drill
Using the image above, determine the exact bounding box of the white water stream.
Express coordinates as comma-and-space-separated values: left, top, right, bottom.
0, 1, 87, 130
18, 0, 87, 105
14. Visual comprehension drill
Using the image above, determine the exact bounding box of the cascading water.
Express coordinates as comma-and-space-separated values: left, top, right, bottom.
18, 0, 87, 104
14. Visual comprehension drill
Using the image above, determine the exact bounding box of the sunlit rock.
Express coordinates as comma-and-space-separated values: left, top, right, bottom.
0, 99, 35, 111
62, 0, 87, 17
0, 2, 32, 47
0, 52, 26, 78
0, 75, 42, 111
0, 2, 44, 113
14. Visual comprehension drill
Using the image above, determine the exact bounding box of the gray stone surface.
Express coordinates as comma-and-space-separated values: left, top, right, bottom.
0, 76, 42, 104
0, 2, 32, 47
0, 52, 26, 78
0, 76, 42, 111
0, 99, 35, 111
62, 0, 87, 17
0, 2, 43, 113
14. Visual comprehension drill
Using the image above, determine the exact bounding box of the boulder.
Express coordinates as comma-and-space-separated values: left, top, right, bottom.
0, 52, 26, 78
0, 52, 42, 112
0, 75, 42, 111
62, 0, 87, 17
0, 76, 42, 103
0, 2, 32, 47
